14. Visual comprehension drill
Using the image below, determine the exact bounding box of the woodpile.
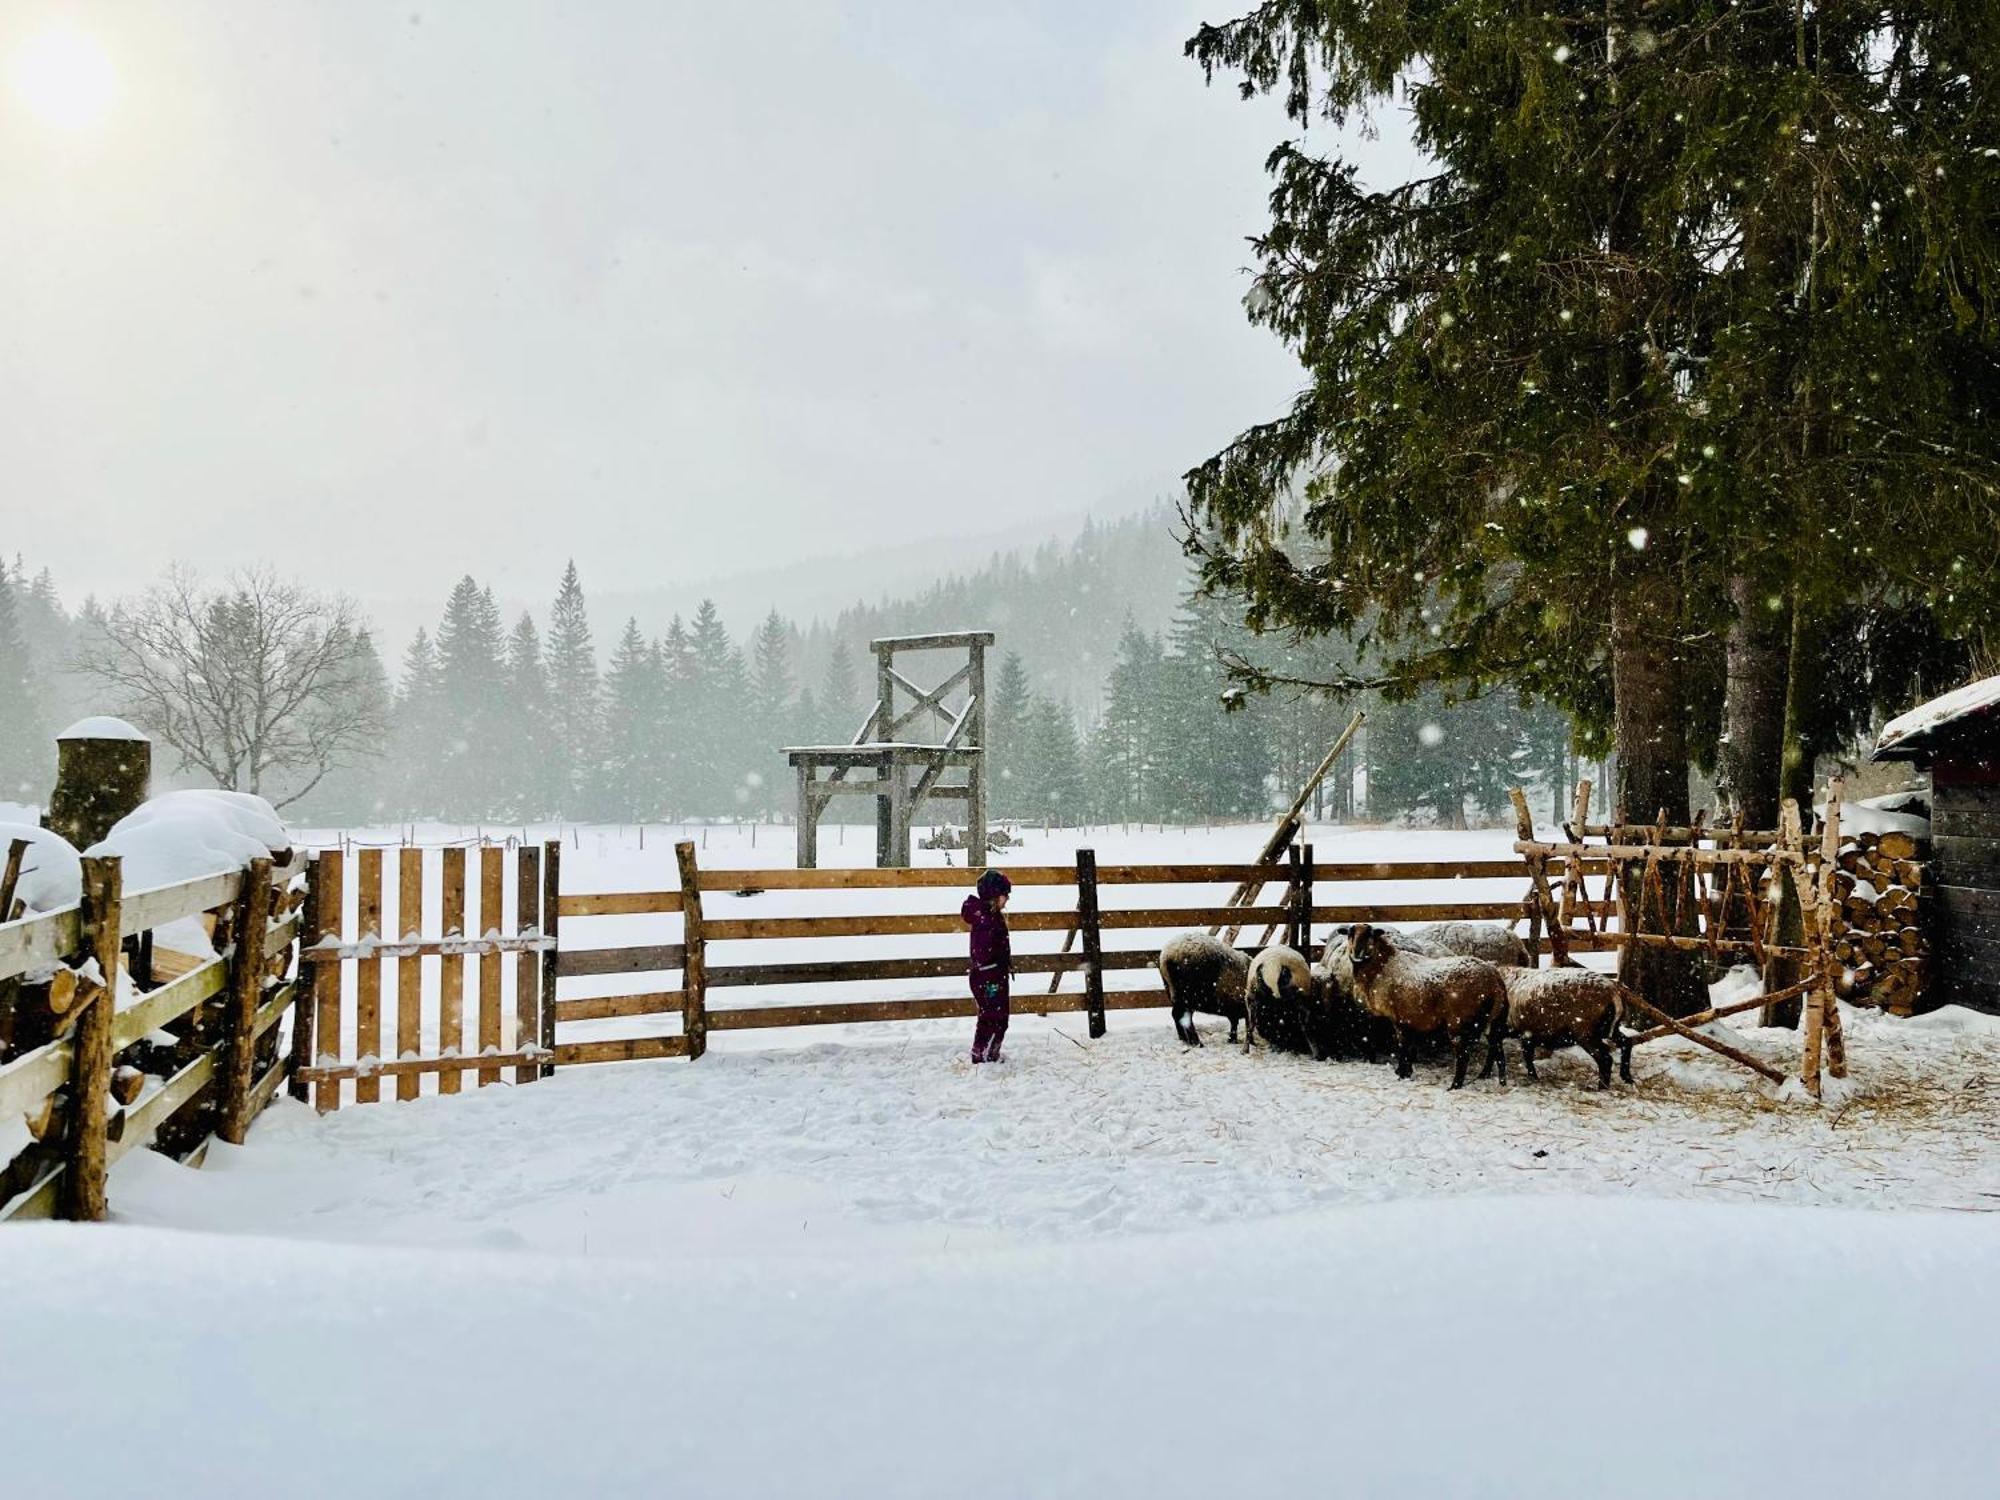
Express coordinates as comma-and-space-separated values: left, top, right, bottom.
918, 824, 1021, 853
1829, 829, 1927, 1015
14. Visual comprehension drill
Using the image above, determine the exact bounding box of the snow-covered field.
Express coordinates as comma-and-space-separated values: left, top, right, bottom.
7, 822, 2000, 1497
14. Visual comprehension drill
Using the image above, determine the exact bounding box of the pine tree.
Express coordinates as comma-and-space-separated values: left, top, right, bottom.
0, 563, 48, 802
433, 577, 508, 817
820, 638, 861, 740
600, 619, 665, 816
746, 610, 795, 819
1023, 696, 1085, 825
685, 600, 745, 814
657, 614, 694, 816
987, 651, 1032, 816
505, 611, 556, 819
546, 561, 599, 815
391, 628, 445, 816
1093, 620, 1165, 821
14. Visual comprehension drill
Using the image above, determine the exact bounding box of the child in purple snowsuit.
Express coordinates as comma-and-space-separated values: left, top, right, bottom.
963, 869, 1012, 1063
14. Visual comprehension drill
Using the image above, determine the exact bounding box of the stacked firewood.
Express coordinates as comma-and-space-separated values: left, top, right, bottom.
1830, 830, 1927, 1015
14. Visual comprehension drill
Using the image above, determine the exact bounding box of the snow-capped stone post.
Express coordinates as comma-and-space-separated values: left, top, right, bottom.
45, 717, 151, 852
63, 853, 122, 1221
676, 840, 708, 1059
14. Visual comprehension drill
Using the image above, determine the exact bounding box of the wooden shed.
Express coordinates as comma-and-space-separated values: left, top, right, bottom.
1873, 674, 2000, 1011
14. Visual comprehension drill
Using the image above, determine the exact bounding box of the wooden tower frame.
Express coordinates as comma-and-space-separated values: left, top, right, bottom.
786, 631, 992, 869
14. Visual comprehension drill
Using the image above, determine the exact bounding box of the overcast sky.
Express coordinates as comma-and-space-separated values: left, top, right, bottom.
2, 2, 1417, 620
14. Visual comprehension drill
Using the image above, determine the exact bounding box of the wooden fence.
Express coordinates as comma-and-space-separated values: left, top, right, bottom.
0, 853, 303, 1221
298, 840, 1617, 1106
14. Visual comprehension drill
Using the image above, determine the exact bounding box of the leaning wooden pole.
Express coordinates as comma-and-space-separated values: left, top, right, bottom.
1216, 710, 1364, 946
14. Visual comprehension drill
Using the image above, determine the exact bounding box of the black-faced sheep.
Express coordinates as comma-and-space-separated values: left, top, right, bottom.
1480, 965, 1634, 1089
1346, 922, 1506, 1089
1407, 920, 1532, 967
1311, 933, 1394, 1062
1157, 933, 1249, 1046
1245, 944, 1318, 1055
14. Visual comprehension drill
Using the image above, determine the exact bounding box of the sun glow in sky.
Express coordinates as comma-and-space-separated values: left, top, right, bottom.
9, 23, 117, 131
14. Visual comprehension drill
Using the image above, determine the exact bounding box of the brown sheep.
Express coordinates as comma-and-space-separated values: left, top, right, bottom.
1158, 933, 1250, 1047
1346, 922, 1506, 1089
1481, 965, 1634, 1089
1407, 920, 1532, 967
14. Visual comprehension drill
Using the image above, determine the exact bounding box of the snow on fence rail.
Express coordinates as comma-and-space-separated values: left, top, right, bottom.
0, 853, 304, 1221
294, 840, 1619, 1110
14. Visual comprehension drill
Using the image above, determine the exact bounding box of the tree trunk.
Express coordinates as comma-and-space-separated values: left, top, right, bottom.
1611, 576, 1709, 1016
1718, 576, 1789, 828
1779, 596, 1827, 811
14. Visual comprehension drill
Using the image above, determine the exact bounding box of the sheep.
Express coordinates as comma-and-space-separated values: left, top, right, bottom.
1245, 944, 1318, 1055
1480, 964, 1634, 1089
1157, 932, 1250, 1047
1407, 920, 1532, 967
1310, 933, 1394, 1062
1345, 922, 1506, 1089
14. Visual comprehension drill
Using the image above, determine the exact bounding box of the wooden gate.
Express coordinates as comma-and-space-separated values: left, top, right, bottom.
295, 843, 554, 1110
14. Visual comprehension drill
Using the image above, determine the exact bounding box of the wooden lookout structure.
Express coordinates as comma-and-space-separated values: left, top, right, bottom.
787, 631, 992, 870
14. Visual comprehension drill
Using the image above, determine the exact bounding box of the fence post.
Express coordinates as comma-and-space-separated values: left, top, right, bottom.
220, 856, 275, 1144
1076, 848, 1105, 1039
1298, 843, 1316, 960
64, 854, 121, 1221
676, 841, 708, 1059
312, 850, 347, 1113
516, 844, 542, 1086
540, 840, 560, 1077
286, 856, 320, 1102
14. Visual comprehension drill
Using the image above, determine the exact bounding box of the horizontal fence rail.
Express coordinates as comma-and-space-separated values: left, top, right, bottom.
285, 838, 1630, 1114
530, 844, 1619, 1073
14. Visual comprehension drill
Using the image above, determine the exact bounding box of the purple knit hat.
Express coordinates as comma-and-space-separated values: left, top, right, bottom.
975, 869, 1012, 901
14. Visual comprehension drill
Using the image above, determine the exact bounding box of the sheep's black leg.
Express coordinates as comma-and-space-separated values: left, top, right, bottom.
1617, 1032, 1634, 1084
1585, 1038, 1613, 1090
1449, 1030, 1473, 1090
1394, 1025, 1414, 1079
1520, 1039, 1538, 1081
1481, 1025, 1506, 1082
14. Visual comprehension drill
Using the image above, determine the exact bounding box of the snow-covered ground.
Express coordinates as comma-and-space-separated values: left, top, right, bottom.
7, 822, 2000, 1497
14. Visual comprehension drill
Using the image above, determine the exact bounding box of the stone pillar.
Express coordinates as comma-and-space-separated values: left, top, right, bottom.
45, 717, 151, 850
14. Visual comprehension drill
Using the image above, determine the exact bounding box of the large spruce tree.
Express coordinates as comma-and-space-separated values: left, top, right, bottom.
1185, 0, 2000, 1008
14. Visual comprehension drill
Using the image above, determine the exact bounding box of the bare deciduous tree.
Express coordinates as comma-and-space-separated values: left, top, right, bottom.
80, 566, 385, 809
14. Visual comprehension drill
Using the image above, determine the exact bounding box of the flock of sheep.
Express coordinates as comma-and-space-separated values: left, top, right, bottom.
1156, 922, 1635, 1090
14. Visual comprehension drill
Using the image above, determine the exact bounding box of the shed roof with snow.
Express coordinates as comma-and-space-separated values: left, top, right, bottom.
1872, 675, 2000, 764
